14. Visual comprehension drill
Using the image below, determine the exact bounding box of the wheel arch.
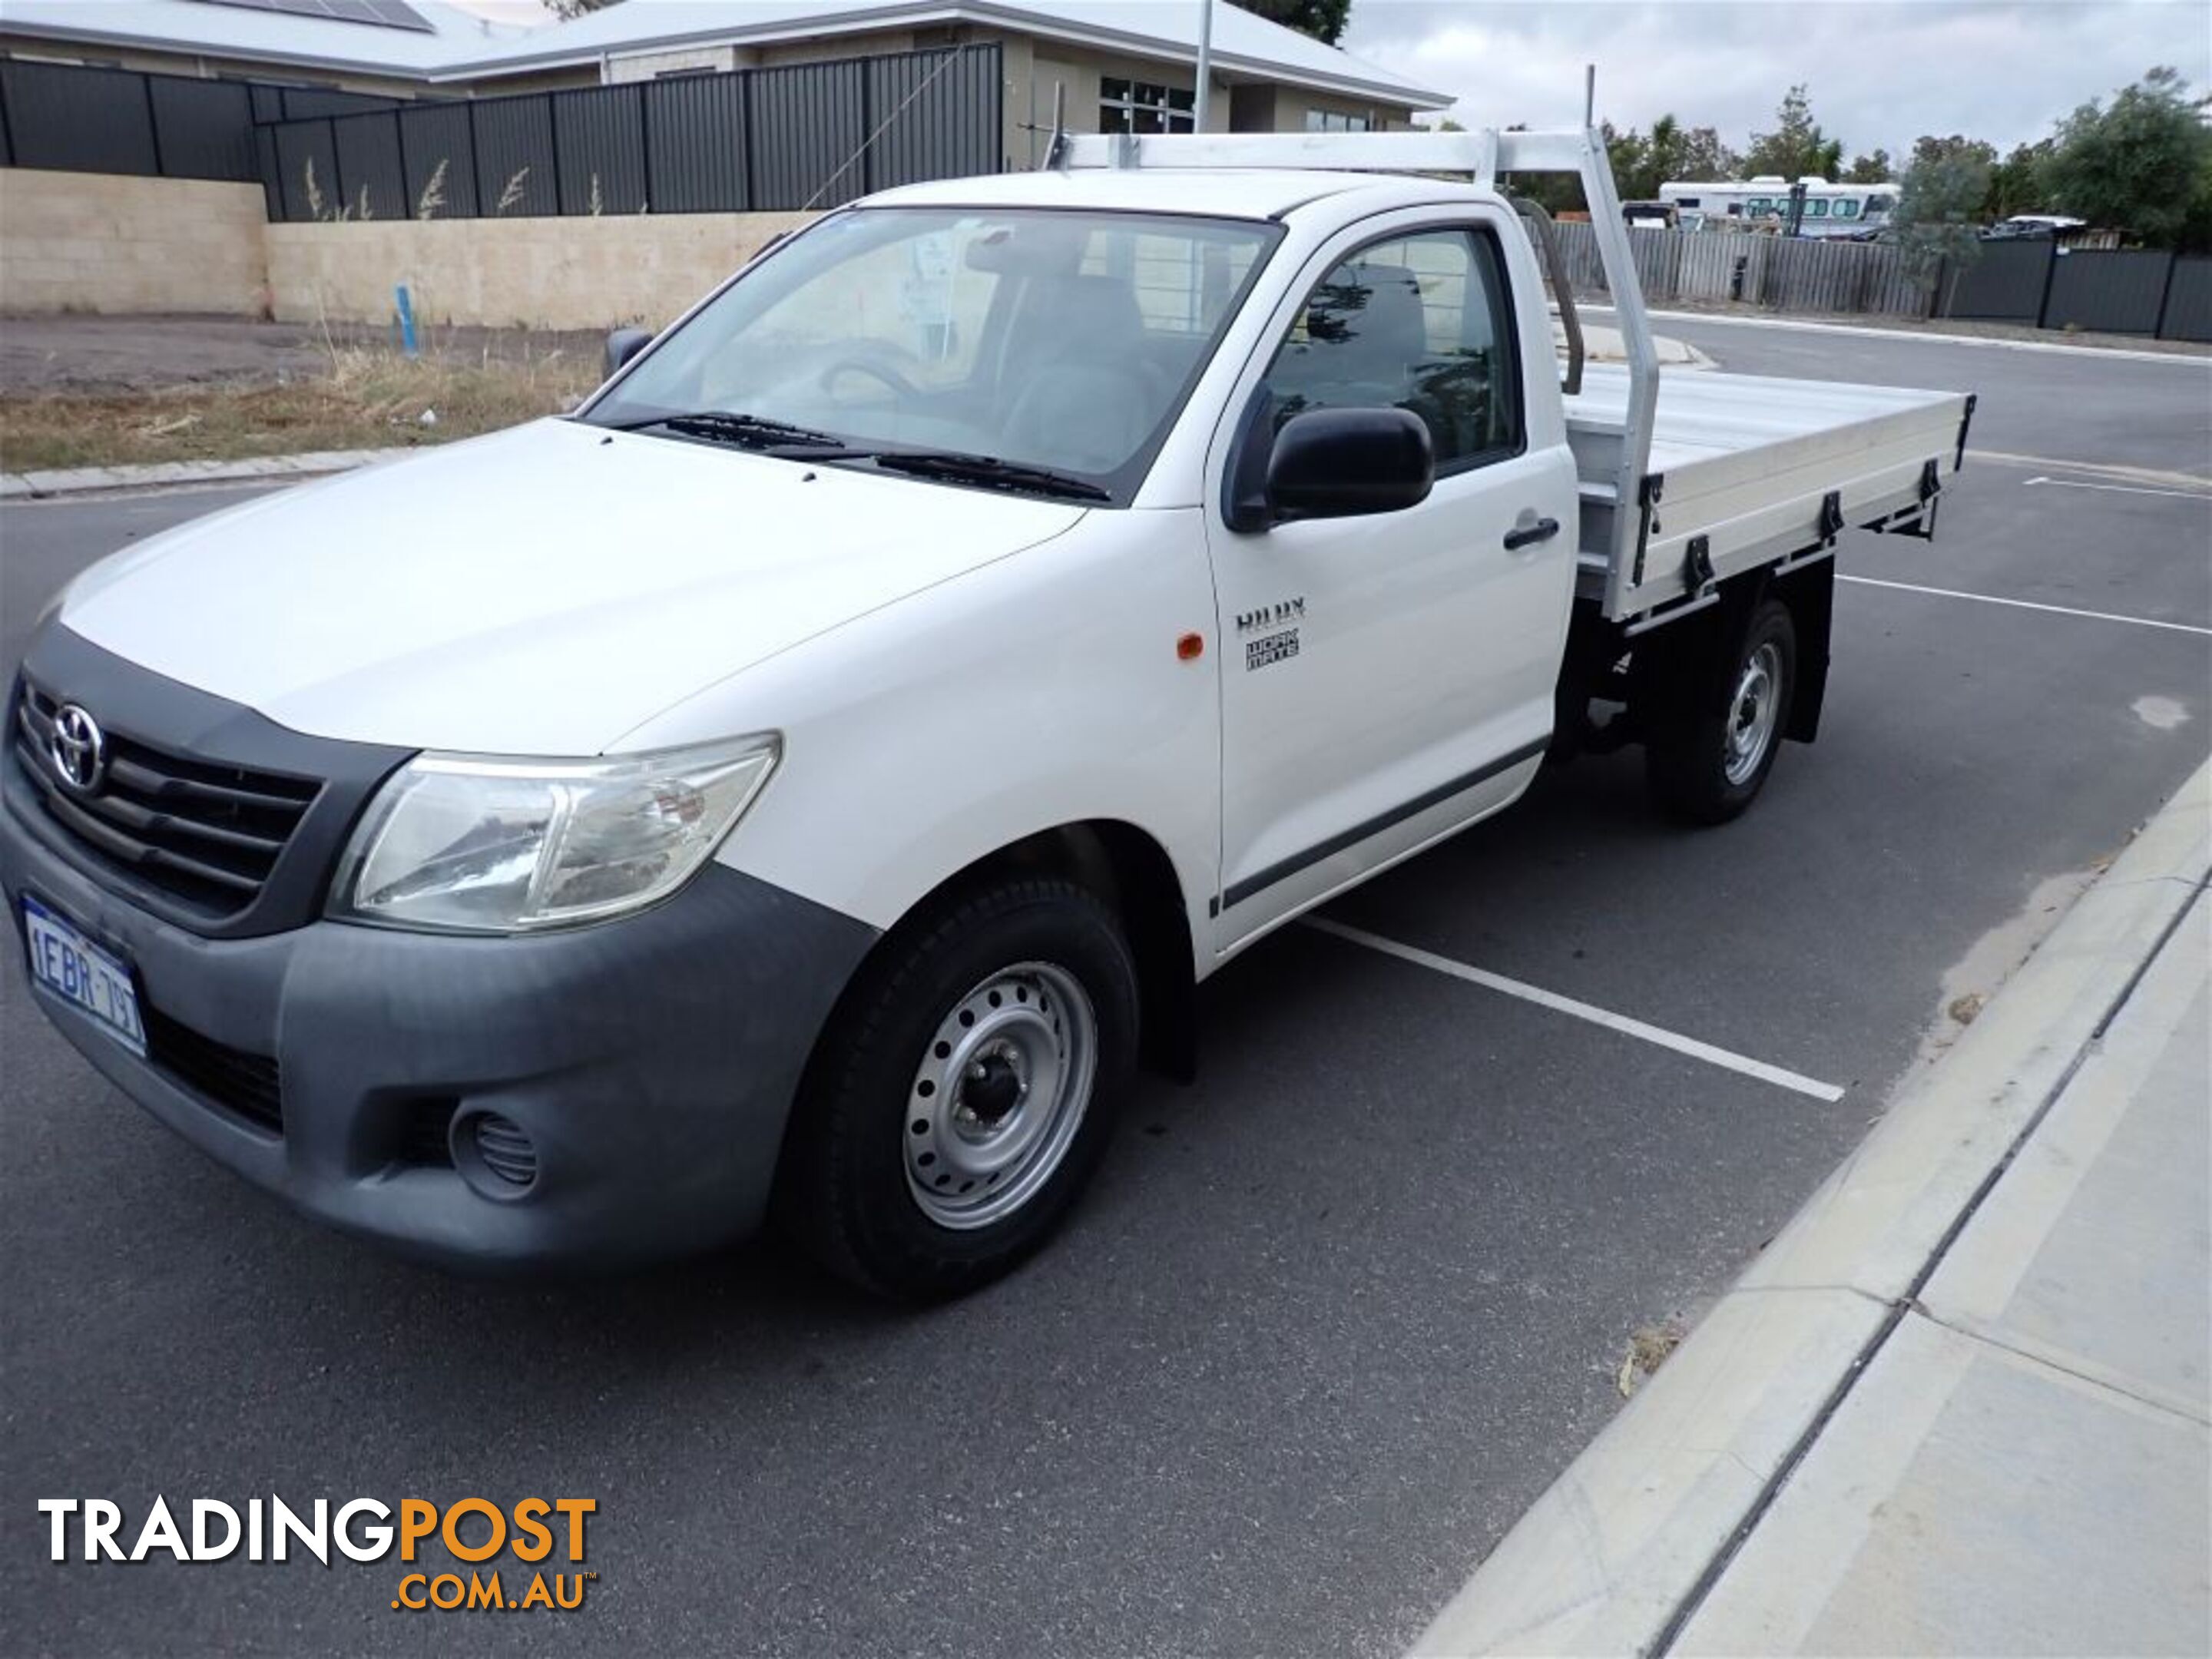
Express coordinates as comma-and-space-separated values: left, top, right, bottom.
810, 819, 1200, 1089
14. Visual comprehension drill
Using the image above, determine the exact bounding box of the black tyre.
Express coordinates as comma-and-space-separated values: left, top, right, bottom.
1646, 597, 1796, 825
773, 877, 1138, 1302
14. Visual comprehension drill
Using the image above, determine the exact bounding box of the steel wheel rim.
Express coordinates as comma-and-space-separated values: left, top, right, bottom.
904, 961, 1097, 1230
1724, 641, 1782, 786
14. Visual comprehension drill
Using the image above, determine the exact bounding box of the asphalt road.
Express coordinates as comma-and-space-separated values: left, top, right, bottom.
2, 328, 2207, 1657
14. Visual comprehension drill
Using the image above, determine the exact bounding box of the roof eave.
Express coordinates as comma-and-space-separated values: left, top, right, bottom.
431, 0, 1451, 108
0, 17, 440, 80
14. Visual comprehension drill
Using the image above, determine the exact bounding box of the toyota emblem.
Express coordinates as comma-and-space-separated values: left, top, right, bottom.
48, 704, 108, 794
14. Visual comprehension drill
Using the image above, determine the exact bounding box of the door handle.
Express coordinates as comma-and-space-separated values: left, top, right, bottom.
1503, 515, 1561, 551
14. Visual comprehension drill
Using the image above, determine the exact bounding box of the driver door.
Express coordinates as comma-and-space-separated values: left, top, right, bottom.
1206, 213, 1579, 949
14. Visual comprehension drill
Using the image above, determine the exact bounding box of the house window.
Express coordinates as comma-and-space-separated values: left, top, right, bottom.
1304, 108, 1372, 133
1100, 77, 1194, 134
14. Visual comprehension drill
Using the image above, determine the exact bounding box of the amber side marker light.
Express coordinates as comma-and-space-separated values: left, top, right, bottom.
1177, 632, 1205, 661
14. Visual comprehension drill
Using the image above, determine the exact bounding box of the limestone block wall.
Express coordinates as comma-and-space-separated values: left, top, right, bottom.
261, 210, 819, 331
0, 170, 272, 316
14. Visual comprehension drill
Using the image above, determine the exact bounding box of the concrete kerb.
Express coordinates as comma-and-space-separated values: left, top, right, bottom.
0, 448, 409, 502
1411, 754, 2212, 1658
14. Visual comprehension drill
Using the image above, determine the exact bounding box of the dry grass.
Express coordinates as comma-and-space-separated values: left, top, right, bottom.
1614, 1318, 1689, 1399
0, 344, 601, 473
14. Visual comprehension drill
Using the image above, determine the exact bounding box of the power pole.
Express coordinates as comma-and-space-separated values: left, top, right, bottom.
1195, 0, 1214, 132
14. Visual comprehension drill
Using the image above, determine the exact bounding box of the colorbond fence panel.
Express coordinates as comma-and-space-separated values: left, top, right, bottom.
398, 101, 480, 218
2160, 257, 2212, 343
0, 46, 998, 220
641, 72, 749, 212
2044, 248, 2173, 335
0, 61, 161, 177
257, 43, 998, 220
331, 110, 407, 221
145, 77, 259, 182
747, 56, 868, 211
1941, 239, 2051, 322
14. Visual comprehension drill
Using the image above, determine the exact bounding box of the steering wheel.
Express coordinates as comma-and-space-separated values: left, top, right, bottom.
818, 345, 923, 401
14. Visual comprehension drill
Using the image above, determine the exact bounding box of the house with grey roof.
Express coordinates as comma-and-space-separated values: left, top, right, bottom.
0, 0, 1452, 164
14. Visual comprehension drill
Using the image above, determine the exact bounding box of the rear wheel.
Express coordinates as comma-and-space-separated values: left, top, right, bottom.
773, 877, 1137, 1302
1646, 597, 1796, 825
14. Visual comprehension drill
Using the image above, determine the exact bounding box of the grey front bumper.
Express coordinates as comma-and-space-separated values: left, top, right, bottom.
2, 786, 878, 1268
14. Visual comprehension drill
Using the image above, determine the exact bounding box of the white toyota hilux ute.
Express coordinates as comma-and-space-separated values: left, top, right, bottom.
3, 131, 1973, 1299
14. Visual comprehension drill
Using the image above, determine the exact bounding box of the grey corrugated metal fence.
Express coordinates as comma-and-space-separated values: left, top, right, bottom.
2163, 257, 2212, 344
1551, 220, 2210, 341
1, 45, 1000, 220
250, 43, 1002, 222
1939, 239, 2049, 323
0, 58, 395, 180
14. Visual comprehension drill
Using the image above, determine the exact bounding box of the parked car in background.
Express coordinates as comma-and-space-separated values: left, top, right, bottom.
1983, 214, 2089, 240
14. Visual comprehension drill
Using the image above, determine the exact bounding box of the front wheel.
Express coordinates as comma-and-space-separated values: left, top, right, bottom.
773, 878, 1138, 1301
1646, 597, 1797, 825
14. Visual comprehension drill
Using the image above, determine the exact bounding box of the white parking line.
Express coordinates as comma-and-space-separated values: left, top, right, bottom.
2024, 475, 2210, 501
1615, 306, 2212, 366
1968, 450, 2211, 491
1304, 916, 1848, 1102
1839, 575, 2212, 637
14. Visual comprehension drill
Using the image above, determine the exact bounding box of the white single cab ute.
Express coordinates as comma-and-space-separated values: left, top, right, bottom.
4, 130, 1975, 1298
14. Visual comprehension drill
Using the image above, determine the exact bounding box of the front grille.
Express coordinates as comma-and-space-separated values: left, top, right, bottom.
144, 1005, 283, 1134
13, 677, 322, 919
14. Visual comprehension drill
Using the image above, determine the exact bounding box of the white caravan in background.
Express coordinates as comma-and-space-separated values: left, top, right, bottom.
1660, 177, 1899, 237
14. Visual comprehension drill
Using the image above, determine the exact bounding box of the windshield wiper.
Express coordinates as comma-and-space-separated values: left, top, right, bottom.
605, 410, 852, 451
866, 450, 1111, 502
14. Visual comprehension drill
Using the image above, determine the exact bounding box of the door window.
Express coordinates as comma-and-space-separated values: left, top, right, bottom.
1258, 227, 1521, 473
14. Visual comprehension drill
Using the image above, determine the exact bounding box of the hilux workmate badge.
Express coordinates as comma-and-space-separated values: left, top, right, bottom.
1235, 597, 1305, 633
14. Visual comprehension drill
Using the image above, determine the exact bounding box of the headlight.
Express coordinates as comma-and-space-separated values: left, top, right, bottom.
331, 735, 778, 933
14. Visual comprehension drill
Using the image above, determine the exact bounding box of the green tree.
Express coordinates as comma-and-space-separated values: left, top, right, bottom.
1673, 124, 1740, 183
1497, 121, 1588, 216
1843, 148, 1892, 183
1743, 84, 1844, 180
1604, 114, 1737, 198
2041, 67, 2212, 246
1241, 0, 1353, 45
1892, 137, 1995, 275
1986, 140, 2053, 219
545, 0, 620, 17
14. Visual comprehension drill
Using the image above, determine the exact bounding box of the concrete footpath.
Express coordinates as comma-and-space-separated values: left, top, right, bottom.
1416, 758, 2211, 1657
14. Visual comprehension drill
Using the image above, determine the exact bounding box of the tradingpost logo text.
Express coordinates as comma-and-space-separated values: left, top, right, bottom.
38, 1495, 599, 1613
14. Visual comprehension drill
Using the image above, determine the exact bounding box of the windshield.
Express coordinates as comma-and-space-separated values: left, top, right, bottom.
581, 207, 1281, 503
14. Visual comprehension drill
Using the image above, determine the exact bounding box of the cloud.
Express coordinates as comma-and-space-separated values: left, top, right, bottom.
1339, 0, 2212, 160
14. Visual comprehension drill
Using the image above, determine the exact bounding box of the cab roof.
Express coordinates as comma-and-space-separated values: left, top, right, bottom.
860, 167, 1480, 223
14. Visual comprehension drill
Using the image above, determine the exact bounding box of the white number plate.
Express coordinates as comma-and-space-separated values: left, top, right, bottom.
22, 895, 146, 1057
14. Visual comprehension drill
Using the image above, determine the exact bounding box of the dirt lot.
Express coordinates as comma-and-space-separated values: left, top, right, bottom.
0, 314, 601, 395
0, 315, 604, 472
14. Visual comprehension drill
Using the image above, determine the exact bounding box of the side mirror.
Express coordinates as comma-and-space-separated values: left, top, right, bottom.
1265, 407, 1434, 522
604, 327, 653, 379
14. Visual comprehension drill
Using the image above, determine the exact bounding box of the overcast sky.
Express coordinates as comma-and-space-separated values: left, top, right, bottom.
1339, 1, 2211, 161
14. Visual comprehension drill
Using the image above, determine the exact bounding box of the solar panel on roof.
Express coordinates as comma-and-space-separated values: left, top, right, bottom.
188, 0, 436, 31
